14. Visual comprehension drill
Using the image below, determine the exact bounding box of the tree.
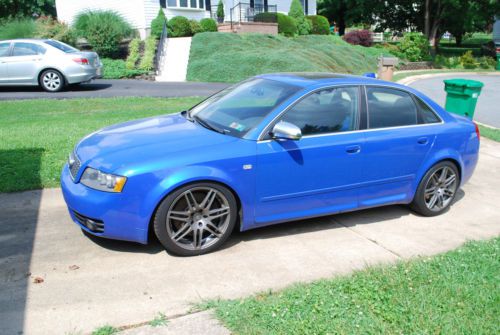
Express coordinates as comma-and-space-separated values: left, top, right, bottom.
216, 0, 224, 23
0, 0, 56, 19
288, 0, 311, 35
317, 0, 373, 36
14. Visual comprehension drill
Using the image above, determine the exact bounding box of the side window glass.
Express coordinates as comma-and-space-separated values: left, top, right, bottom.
415, 97, 441, 124
12, 43, 46, 56
367, 87, 418, 129
281, 86, 359, 136
0, 43, 10, 57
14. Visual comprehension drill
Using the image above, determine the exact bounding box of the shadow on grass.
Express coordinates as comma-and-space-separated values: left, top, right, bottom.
0, 148, 43, 334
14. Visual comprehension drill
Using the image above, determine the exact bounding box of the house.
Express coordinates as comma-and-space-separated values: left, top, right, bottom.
55, 0, 316, 38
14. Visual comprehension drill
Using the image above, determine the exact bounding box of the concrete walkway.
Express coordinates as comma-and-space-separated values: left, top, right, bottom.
1, 139, 499, 335
156, 37, 193, 82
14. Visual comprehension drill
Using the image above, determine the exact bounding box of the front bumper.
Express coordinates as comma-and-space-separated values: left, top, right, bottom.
61, 164, 149, 244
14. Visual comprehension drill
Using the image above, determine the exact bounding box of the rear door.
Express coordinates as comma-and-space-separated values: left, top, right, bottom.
6, 42, 46, 84
359, 86, 441, 207
0, 42, 11, 83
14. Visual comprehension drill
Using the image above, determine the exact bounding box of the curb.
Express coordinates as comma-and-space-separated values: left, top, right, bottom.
396, 71, 500, 86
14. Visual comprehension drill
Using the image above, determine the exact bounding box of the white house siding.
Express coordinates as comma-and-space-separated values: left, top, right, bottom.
219, 0, 316, 22
163, 8, 210, 20
55, 0, 161, 39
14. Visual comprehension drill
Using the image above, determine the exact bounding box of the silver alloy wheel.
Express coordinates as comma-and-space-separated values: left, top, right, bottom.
166, 187, 231, 251
42, 71, 62, 91
424, 166, 457, 211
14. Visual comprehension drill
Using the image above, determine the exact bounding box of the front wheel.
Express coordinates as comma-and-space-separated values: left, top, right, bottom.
153, 182, 238, 256
39, 69, 64, 92
410, 161, 459, 216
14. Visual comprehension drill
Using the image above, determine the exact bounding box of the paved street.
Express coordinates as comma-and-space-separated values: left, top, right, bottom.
0, 79, 230, 100
1, 139, 499, 335
408, 74, 500, 128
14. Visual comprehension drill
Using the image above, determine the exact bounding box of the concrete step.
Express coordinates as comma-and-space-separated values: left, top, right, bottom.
156, 37, 192, 82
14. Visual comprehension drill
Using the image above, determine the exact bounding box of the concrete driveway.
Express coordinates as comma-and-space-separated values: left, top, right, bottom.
408, 74, 500, 128
1, 139, 499, 335
0, 79, 230, 100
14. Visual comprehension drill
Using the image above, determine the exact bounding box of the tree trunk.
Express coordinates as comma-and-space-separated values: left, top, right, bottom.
424, 0, 430, 38
455, 34, 463, 46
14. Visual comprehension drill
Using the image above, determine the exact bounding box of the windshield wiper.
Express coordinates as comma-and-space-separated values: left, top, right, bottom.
193, 115, 226, 134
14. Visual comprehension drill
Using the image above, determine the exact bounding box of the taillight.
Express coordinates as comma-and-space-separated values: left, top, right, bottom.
474, 122, 480, 140
73, 57, 89, 65
496, 47, 500, 53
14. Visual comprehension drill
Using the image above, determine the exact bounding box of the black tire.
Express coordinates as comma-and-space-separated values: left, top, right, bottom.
153, 182, 238, 256
410, 161, 460, 216
39, 69, 65, 92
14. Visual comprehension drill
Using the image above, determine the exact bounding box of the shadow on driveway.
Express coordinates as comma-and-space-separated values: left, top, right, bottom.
0, 148, 44, 335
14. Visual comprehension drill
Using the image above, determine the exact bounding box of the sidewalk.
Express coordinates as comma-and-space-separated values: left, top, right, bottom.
1, 139, 499, 335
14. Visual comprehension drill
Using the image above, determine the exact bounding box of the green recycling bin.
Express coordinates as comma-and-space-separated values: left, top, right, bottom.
443, 79, 484, 119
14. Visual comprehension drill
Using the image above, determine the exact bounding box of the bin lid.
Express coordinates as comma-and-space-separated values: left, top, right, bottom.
443, 78, 484, 88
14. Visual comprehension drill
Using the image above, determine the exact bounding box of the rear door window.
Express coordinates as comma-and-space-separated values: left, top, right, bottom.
366, 87, 418, 129
12, 43, 46, 56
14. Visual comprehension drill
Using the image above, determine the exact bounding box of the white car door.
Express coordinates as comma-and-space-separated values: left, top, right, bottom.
0, 42, 11, 83
6, 42, 46, 84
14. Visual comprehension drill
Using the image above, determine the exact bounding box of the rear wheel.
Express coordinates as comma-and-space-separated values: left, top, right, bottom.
39, 69, 64, 92
411, 161, 459, 216
153, 182, 237, 256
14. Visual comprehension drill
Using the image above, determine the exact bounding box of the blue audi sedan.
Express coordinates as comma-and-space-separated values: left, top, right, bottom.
61, 73, 480, 256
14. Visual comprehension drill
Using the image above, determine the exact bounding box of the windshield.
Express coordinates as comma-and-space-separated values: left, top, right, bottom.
44, 40, 79, 53
189, 78, 300, 138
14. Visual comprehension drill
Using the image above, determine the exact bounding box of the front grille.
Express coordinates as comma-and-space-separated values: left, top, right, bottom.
69, 152, 81, 180
73, 210, 104, 233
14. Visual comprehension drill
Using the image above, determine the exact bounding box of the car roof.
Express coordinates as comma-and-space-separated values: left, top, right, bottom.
0, 38, 49, 44
257, 72, 402, 89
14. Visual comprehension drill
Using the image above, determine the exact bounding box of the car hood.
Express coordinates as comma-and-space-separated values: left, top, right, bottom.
75, 113, 238, 173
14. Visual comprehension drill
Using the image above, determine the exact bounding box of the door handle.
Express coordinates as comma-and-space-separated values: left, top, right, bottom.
345, 145, 361, 154
417, 137, 429, 145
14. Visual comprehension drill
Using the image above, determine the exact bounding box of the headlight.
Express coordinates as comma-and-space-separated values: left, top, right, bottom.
80, 167, 127, 193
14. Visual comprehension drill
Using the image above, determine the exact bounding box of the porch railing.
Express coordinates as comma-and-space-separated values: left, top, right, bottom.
230, 3, 277, 24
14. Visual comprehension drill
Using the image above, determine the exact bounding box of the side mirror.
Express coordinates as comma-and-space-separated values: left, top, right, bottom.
271, 121, 302, 141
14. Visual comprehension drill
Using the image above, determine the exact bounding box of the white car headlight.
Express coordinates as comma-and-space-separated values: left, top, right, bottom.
80, 167, 127, 193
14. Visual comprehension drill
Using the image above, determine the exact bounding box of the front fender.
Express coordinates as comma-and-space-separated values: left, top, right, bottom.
140, 164, 255, 237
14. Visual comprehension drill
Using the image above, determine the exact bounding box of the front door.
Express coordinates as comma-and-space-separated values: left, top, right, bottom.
0, 42, 11, 83
255, 86, 364, 225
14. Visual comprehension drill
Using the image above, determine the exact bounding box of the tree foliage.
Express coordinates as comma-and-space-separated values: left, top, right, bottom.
0, 0, 56, 19
288, 0, 311, 35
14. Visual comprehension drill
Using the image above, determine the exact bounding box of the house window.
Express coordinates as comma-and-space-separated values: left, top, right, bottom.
167, 0, 205, 9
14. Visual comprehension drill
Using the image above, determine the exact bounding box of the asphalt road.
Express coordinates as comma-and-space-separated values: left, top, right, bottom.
0, 79, 230, 100
1, 139, 500, 335
408, 74, 500, 128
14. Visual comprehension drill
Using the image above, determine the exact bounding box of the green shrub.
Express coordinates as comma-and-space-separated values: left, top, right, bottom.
306, 15, 329, 35
35, 16, 76, 46
374, 42, 405, 59
399, 32, 430, 62
125, 38, 141, 70
138, 36, 156, 71
101, 58, 146, 79
189, 19, 203, 35
288, 0, 311, 35
217, 0, 224, 22
150, 9, 166, 39
167, 16, 192, 37
0, 18, 36, 39
459, 50, 478, 69
254, 12, 277, 23
277, 13, 297, 37
74, 10, 133, 58
478, 56, 496, 69
200, 18, 217, 32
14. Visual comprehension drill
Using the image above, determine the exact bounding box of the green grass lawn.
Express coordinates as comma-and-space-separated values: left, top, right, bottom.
207, 238, 500, 335
188, 33, 390, 83
479, 125, 500, 142
0, 97, 200, 192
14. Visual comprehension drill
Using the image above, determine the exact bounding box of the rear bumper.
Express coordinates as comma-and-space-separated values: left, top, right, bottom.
66, 65, 103, 84
60, 164, 149, 244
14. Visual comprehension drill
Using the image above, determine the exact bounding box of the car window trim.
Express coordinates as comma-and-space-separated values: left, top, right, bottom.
363, 84, 444, 130
258, 84, 363, 141
0, 42, 13, 57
